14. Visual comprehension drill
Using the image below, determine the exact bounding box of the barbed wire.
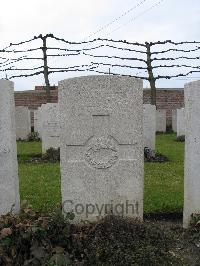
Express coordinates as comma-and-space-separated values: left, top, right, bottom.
0, 34, 200, 88
2, 35, 41, 50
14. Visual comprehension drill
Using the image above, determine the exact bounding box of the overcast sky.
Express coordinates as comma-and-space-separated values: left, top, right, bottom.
1, 0, 200, 91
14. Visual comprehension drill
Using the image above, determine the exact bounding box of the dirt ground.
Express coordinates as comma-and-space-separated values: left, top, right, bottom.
144, 216, 200, 266
1, 212, 200, 265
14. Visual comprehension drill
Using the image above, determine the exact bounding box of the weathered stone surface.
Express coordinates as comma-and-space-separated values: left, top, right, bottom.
0, 80, 20, 214
183, 80, 200, 228
177, 108, 185, 137
172, 109, 177, 132
59, 75, 143, 221
40, 103, 60, 153
34, 108, 41, 137
156, 109, 166, 132
15, 106, 31, 140
143, 104, 156, 150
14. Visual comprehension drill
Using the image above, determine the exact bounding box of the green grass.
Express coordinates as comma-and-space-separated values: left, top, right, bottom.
17, 141, 61, 211
19, 163, 60, 211
17, 133, 184, 214
144, 133, 184, 214
17, 141, 42, 162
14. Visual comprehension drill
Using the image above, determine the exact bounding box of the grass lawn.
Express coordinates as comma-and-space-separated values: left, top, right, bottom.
17, 141, 61, 211
145, 133, 184, 214
17, 133, 184, 214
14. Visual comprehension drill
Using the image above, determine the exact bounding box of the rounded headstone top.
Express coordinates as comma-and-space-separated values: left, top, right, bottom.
0, 79, 14, 91
184, 79, 200, 88
58, 75, 142, 88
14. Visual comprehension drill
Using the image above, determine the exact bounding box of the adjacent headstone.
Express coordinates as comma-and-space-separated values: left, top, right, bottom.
40, 103, 60, 153
156, 109, 166, 132
15, 106, 31, 140
59, 75, 144, 222
172, 109, 177, 132
177, 108, 185, 137
183, 80, 200, 228
143, 104, 156, 150
0, 80, 20, 214
34, 108, 41, 138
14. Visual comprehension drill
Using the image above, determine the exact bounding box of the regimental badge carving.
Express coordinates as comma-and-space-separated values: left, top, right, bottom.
85, 136, 118, 169
0, 147, 9, 154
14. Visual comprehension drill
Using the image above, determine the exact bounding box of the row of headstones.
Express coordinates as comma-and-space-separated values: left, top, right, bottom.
34, 104, 165, 153
15, 104, 167, 150
14, 104, 60, 145
15, 106, 31, 140
35, 106, 187, 153
14, 104, 60, 154
0, 77, 199, 228
172, 108, 185, 137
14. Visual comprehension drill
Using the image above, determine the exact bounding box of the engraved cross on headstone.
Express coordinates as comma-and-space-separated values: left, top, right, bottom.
66, 115, 137, 168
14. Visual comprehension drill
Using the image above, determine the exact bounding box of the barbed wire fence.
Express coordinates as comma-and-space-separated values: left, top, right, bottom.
0, 33, 200, 105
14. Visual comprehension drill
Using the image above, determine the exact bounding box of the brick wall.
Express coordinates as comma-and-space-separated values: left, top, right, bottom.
14, 86, 58, 110
143, 88, 184, 125
14, 86, 184, 126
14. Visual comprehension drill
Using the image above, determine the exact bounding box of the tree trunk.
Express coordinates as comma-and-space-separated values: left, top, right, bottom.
42, 35, 51, 102
146, 42, 156, 107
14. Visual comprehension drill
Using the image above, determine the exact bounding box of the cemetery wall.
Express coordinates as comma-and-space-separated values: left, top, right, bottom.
143, 88, 184, 125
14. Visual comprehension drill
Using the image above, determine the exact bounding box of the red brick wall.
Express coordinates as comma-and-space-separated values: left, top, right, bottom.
143, 88, 184, 125
14, 87, 58, 110
14, 86, 184, 126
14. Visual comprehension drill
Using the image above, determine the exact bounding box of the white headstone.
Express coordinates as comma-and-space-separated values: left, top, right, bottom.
15, 106, 31, 140
143, 104, 156, 150
34, 108, 41, 138
156, 109, 166, 132
59, 75, 144, 222
177, 108, 185, 137
0, 80, 20, 214
172, 109, 177, 132
40, 103, 60, 153
183, 80, 200, 228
